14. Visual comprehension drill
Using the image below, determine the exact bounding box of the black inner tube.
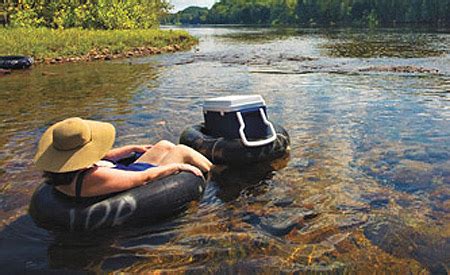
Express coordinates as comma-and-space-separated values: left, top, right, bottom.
179, 123, 290, 165
29, 172, 205, 232
0, 56, 33, 69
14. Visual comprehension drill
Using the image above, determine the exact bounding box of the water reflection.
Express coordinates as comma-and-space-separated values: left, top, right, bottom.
218, 28, 297, 44
0, 214, 183, 272
322, 30, 448, 58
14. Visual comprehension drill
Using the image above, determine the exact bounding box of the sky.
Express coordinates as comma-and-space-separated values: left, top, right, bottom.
170, 0, 217, 12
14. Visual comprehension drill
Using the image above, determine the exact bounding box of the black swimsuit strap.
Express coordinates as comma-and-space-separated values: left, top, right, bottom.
75, 169, 89, 203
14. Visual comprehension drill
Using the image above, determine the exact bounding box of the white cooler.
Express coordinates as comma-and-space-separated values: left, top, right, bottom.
203, 95, 277, 147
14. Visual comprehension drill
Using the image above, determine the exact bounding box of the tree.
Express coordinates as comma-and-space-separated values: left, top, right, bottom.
167, 0, 450, 27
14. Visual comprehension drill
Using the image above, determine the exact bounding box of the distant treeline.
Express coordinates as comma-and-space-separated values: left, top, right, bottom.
163, 0, 450, 26
1, 0, 171, 29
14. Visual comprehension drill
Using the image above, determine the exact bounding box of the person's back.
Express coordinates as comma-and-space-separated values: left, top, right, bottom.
34, 117, 212, 199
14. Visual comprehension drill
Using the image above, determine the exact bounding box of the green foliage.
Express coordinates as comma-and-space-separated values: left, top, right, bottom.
0, 27, 197, 59
163, 6, 209, 25
8, 4, 45, 27
165, 0, 450, 26
4, 0, 171, 29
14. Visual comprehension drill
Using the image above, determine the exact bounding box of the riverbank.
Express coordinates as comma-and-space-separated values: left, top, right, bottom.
0, 28, 198, 65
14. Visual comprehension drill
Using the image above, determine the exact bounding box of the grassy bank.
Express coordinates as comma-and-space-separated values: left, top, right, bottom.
0, 28, 198, 63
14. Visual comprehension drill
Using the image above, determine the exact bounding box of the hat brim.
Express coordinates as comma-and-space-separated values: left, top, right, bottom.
34, 120, 116, 173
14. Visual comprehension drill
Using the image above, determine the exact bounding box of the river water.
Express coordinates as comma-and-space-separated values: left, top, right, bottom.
0, 27, 449, 273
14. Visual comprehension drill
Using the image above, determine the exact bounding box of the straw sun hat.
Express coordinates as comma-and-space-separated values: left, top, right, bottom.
34, 117, 116, 173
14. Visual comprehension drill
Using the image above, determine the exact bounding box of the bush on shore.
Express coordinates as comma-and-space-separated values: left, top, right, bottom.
4, 0, 171, 29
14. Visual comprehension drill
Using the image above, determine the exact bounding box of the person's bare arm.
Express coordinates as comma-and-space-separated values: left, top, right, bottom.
81, 164, 202, 196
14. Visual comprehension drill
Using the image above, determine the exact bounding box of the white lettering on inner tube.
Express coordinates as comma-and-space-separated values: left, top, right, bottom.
68, 195, 138, 231
85, 201, 112, 230
112, 195, 137, 226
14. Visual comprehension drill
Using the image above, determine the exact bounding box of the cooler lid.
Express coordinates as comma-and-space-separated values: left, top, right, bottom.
203, 95, 266, 112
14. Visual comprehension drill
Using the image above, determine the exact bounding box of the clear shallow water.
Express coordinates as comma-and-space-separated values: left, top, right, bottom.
0, 27, 449, 273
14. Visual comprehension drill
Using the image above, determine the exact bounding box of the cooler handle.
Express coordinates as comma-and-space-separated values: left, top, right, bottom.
236, 108, 277, 147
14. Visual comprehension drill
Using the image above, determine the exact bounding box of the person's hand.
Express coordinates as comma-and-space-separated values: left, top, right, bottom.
176, 163, 203, 178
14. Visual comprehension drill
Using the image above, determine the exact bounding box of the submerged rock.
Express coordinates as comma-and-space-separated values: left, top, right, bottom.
273, 197, 294, 208
242, 209, 317, 237
285, 55, 317, 62
364, 216, 450, 274
357, 145, 449, 194
385, 159, 437, 193
338, 213, 368, 230
290, 159, 315, 172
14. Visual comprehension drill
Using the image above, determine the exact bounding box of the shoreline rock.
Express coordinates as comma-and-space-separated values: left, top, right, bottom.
33, 43, 190, 65
359, 65, 440, 74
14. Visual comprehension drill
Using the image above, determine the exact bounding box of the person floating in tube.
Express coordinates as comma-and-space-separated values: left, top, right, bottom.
34, 117, 212, 201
